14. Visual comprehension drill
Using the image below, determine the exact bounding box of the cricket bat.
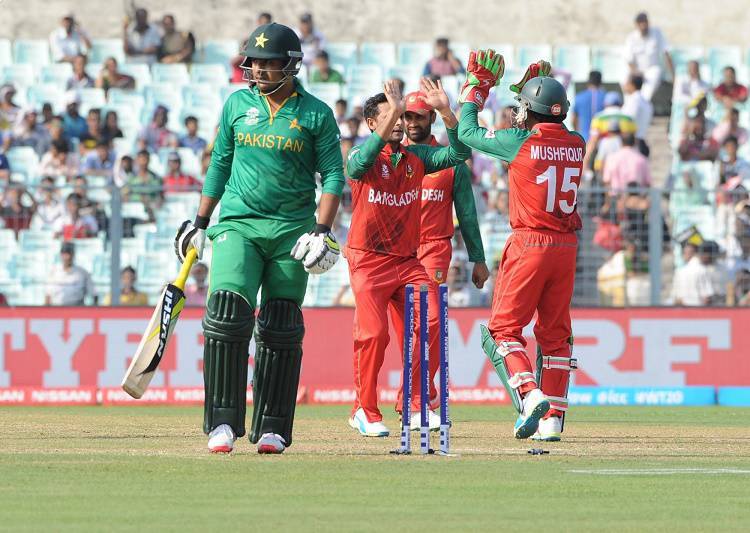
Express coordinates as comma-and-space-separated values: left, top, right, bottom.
121, 248, 198, 398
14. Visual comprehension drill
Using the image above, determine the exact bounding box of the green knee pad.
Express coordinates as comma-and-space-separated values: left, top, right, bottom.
249, 299, 305, 446
202, 290, 254, 437
480, 325, 529, 413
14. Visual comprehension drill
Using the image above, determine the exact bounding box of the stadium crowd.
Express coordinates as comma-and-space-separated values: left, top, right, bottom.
1, 10, 749, 307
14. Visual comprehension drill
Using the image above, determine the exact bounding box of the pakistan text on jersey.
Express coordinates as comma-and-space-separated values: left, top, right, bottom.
235, 132, 305, 153
530, 145, 584, 162
367, 188, 419, 207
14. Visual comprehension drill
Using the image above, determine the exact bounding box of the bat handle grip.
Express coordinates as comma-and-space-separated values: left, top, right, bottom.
175, 248, 198, 290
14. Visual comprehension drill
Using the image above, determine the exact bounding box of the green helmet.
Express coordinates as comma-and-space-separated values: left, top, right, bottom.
515, 76, 569, 118
240, 23, 303, 76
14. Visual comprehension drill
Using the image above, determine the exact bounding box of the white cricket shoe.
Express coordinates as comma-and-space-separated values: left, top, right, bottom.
532, 416, 563, 442
514, 388, 550, 439
207, 424, 236, 453
257, 432, 287, 454
348, 408, 390, 437
410, 409, 441, 432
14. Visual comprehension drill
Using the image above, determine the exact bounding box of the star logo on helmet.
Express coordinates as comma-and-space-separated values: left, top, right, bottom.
255, 33, 269, 48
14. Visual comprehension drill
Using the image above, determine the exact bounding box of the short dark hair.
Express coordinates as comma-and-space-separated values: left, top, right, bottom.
335, 98, 347, 107
527, 109, 566, 124
122, 266, 136, 276
52, 139, 69, 153
136, 149, 150, 158
258, 12, 272, 22
730, 107, 740, 117
724, 66, 736, 75
588, 70, 602, 86
621, 133, 637, 147
629, 74, 644, 90
363, 93, 388, 121
724, 135, 739, 146
184, 115, 198, 125
435, 37, 449, 47
316, 50, 329, 61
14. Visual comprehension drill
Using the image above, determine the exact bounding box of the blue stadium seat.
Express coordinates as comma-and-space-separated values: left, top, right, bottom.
182, 83, 223, 112
106, 88, 145, 110
152, 63, 190, 86
13, 40, 50, 67
0, 39, 11, 67
387, 65, 422, 93
0, 281, 21, 305
325, 42, 357, 69
307, 83, 343, 109
670, 45, 704, 73
1, 64, 36, 89
10, 251, 51, 283
190, 63, 230, 86
16, 282, 47, 305
517, 45, 553, 68
220, 83, 247, 102
6, 147, 39, 183
347, 65, 383, 96
18, 229, 54, 252
201, 40, 239, 65
119, 63, 152, 89
707, 46, 743, 83
591, 45, 627, 83
479, 44, 515, 67
71, 238, 105, 272
77, 88, 107, 115
39, 62, 73, 85
89, 39, 126, 64
360, 42, 396, 70
553, 45, 591, 82
26, 84, 65, 114
397, 42, 432, 67
143, 82, 182, 113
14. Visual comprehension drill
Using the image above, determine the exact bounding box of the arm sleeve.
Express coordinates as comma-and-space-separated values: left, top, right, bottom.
346, 131, 386, 180
453, 163, 485, 263
406, 126, 472, 174
202, 97, 235, 199
458, 103, 530, 162
315, 108, 345, 196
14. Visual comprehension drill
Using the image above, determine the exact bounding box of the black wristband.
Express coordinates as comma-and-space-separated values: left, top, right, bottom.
313, 223, 331, 234
194, 215, 210, 229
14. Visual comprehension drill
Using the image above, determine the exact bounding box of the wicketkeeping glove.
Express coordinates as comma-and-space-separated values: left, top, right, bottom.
290, 224, 341, 275
174, 217, 207, 263
458, 49, 505, 109
510, 60, 552, 94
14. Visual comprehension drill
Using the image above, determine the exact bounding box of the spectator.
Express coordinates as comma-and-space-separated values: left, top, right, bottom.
423, 37, 465, 77
711, 107, 748, 146
46, 116, 66, 145
621, 73, 653, 155
49, 14, 91, 63
334, 99, 348, 125
446, 262, 472, 307
158, 14, 195, 64
10, 109, 51, 157
0, 185, 35, 236
673, 60, 710, 104
95, 57, 136, 92
733, 269, 750, 306
61, 91, 88, 140
102, 110, 124, 141
184, 262, 209, 306
66, 54, 94, 90
718, 136, 750, 185
594, 120, 624, 180
623, 11, 673, 101
0, 292, 7, 306
603, 133, 652, 194
584, 92, 637, 176
40, 103, 55, 125
0, 84, 21, 140
137, 105, 176, 152
177, 116, 207, 154
0, 152, 9, 184
81, 140, 116, 178
572, 70, 605, 141
103, 266, 148, 305
123, 8, 162, 65
39, 139, 80, 180
122, 150, 163, 217
672, 240, 727, 305
296, 13, 325, 66
79, 108, 106, 151
679, 116, 719, 162
723, 202, 750, 278
713, 66, 748, 109
53, 192, 98, 240
31, 177, 65, 230
45, 242, 96, 306
163, 151, 202, 193
71, 175, 99, 219
257, 12, 273, 25
309, 50, 344, 84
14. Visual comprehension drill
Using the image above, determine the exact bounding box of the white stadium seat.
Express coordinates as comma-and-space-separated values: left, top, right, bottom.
13, 39, 50, 67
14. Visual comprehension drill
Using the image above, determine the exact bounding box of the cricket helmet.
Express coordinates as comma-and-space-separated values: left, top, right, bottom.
240, 23, 303, 74
515, 76, 569, 119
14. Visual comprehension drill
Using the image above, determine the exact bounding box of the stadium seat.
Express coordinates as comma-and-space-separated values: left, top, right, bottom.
359, 42, 396, 70
307, 83, 342, 109
89, 39, 126, 64
106, 88, 145, 114
137, 252, 179, 290
0, 39, 11, 67
1, 64, 36, 89
71, 238, 105, 271
517, 45, 553, 68
450, 42, 471, 68
190, 63, 230, 86
325, 42, 358, 69
16, 282, 47, 305
152, 63, 190, 86
553, 44, 591, 83
347, 64, 383, 96
157, 147, 202, 178
119, 63, 152, 89
591, 45, 627, 83
707, 46, 743, 83
182, 83, 223, 112
480, 44, 515, 67
388, 65, 422, 93
397, 42, 432, 67
200, 40, 239, 65
18, 229, 55, 252
132, 223, 157, 241
11, 250, 51, 283
670, 45, 705, 73
0, 281, 21, 305
143, 82, 181, 112
6, 147, 40, 183
145, 233, 174, 253
26, 84, 65, 114
121, 202, 150, 221
91, 253, 112, 284
220, 83, 247, 101
179, 106, 219, 140
39, 63, 73, 85
0, 229, 18, 256
13, 39, 50, 67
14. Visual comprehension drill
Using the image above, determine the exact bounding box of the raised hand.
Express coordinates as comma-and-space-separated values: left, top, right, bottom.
419, 77, 451, 112
510, 60, 552, 94
458, 49, 505, 110
383, 79, 406, 116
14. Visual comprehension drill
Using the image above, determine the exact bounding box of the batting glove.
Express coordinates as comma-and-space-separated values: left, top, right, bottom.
174, 217, 207, 263
510, 60, 552, 94
291, 224, 341, 275
458, 49, 504, 110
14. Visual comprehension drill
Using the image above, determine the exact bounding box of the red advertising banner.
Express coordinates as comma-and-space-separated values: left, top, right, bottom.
0, 307, 748, 405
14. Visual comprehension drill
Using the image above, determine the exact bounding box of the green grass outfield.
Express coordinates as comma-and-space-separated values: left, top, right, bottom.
1, 406, 749, 532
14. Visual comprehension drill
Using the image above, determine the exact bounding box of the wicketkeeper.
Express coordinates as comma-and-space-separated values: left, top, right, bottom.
174, 23, 344, 454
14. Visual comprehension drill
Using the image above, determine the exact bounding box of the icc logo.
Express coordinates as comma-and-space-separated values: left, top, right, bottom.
245, 107, 260, 126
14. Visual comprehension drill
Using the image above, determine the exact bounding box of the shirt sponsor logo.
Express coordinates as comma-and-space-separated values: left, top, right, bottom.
530, 145, 584, 162
367, 188, 419, 207
245, 107, 260, 126
422, 188, 445, 202
235, 132, 305, 153
381, 164, 390, 179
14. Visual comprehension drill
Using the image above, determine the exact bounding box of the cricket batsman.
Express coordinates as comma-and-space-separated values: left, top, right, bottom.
457, 50, 583, 441
174, 23, 344, 454
390, 90, 488, 429
345, 78, 471, 437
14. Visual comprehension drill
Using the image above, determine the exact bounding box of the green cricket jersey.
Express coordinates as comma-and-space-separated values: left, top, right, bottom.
203, 79, 345, 222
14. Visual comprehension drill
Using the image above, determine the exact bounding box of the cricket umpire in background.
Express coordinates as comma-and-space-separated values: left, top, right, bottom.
174, 23, 344, 454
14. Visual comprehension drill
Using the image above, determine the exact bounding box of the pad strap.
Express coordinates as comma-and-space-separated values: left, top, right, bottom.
547, 396, 569, 412
541, 356, 578, 371
507, 372, 536, 389
498, 341, 526, 357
